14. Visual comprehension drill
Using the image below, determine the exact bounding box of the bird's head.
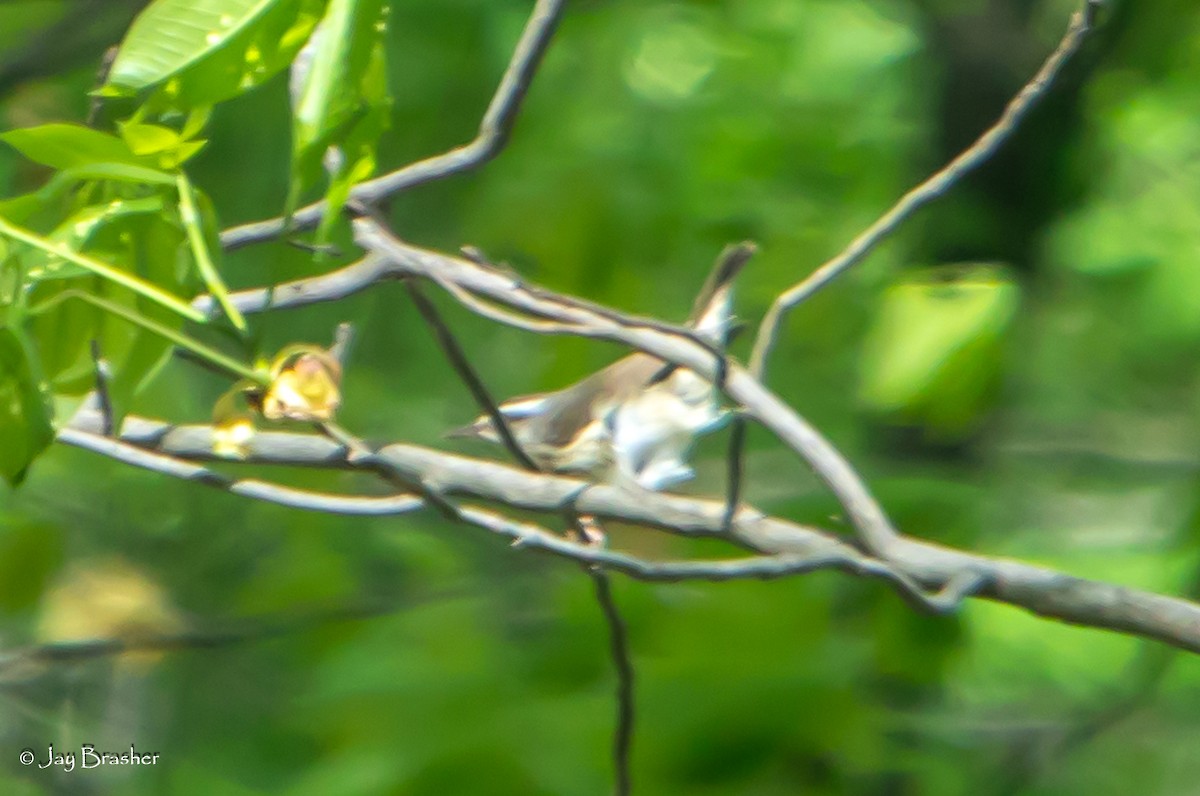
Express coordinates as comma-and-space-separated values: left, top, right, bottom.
444, 394, 549, 443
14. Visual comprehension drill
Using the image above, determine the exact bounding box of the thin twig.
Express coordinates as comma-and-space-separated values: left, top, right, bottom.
431, 271, 591, 337
89, 339, 114, 437
522, 282, 727, 364
59, 412, 977, 706
62, 412, 1131, 641
591, 570, 634, 796
722, 413, 747, 531
193, 254, 395, 317
404, 276, 637, 791
404, 279, 540, 471
219, 0, 568, 251
318, 420, 462, 521
747, 0, 1102, 379
459, 504, 981, 616
329, 321, 355, 366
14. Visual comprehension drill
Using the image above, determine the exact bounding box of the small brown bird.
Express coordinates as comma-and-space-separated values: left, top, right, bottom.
448, 244, 754, 490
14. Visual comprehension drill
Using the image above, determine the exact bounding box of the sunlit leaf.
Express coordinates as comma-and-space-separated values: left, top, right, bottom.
27, 197, 166, 284
176, 173, 245, 331
118, 121, 208, 169
857, 264, 1019, 440
0, 215, 202, 323
23, 206, 195, 423
0, 124, 154, 171
103, 0, 327, 110
63, 162, 178, 187
22, 207, 166, 392
288, 0, 390, 234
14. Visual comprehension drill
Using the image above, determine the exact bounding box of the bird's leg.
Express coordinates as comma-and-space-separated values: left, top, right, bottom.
568, 515, 608, 547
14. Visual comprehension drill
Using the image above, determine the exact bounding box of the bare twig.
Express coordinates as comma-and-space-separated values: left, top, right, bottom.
431, 272, 589, 337
328, 321, 355, 366
722, 413, 747, 532
56, 415, 907, 598
358, 219, 727, 362
591, 571, 634, 796
403, 276, 637, 790
404, 279, 539, 471
747, 0, 1102, 379
219, 0, 568, 251
193, 253, 395, 317
89, 339, 114, 437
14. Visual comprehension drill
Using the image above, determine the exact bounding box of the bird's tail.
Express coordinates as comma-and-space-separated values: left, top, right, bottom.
689, 241, 756, 343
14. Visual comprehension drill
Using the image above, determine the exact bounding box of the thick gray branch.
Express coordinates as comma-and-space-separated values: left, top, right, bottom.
62, 410, 1200, 654
351, 223, 902, 556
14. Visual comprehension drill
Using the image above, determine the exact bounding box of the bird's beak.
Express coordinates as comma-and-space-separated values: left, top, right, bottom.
444, 422, 483, 440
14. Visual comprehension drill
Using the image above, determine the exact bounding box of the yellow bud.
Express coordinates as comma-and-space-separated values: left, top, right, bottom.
261, 350, 342, 422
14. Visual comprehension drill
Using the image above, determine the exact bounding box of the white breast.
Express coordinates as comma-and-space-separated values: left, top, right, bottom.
608, 375, 727, 491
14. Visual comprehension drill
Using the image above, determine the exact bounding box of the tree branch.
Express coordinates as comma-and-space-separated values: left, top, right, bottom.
219, 0, 567, 251
747, 0, 1101, 379
59, 409, 1200, 654
590, 571, 634, 796
403, 279, 541, 471
351, 220, 902, 556
57, 424, 423, 516
400, 275, 637, 793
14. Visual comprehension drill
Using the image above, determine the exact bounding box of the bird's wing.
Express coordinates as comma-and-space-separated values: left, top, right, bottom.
534, 353, 664, 447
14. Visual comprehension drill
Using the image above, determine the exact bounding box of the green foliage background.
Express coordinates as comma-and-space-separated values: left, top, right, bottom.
3, 0, 1200, 793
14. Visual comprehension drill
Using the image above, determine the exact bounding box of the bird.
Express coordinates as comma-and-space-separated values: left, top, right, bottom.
448, 243, 754, 491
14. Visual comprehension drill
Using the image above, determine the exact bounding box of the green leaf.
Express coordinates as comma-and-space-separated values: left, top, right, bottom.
857, 264, 1019, 440
31, 290, 261, 386
0, 188, 55, 226
176, 173, 246, 331
288, 0, 390, 234
26, 208, 198, 416
0, 326, 55, 487
20, 190, 258, 421
104, 0, 327, 110
0, 124, 153, 171
26, 197, 166, 284
0, 214, 205, 324
118, 121, 208, 169
62, 162, 178, 187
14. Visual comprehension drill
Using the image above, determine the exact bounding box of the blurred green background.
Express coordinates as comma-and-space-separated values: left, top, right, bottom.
4, 0, 1200, 793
